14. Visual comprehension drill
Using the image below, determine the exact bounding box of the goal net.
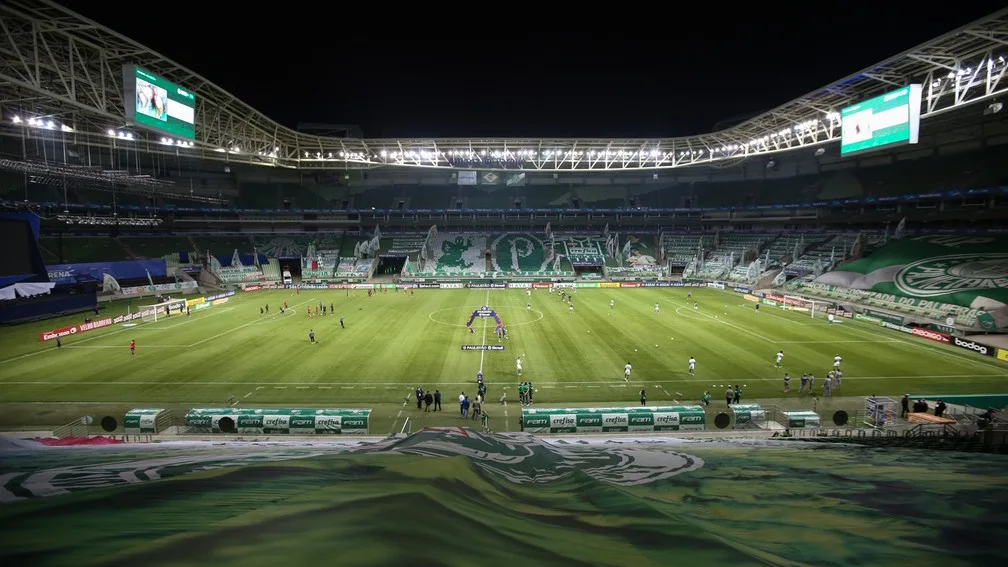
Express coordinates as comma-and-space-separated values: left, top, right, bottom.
781, 295, 830, 319
141, 298, 188, 323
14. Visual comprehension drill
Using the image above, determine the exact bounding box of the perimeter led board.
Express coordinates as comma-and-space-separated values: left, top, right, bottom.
123, 64, 196, 140
840, 84, 922, 155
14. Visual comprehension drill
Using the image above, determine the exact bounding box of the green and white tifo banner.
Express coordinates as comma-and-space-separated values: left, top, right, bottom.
123, 408, 166, 434
184, 408, 370, 435
521, 406, 706, 434
816, 234, 1008, 327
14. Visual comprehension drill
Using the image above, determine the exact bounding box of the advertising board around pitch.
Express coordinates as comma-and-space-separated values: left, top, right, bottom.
123, 408, 167, 435
184, 408, 371, 435
522, 406, 706, 434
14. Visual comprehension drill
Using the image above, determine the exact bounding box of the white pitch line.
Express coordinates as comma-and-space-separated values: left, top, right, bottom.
478, 288, 491, 373
666, 298, 775, 344
1, 374, 1003, 389
759, 309, 813, 326
63, 345, 191, 349
839, 318, 1007, 372
295, 386, 310, 389
132, 306, 237, 333
776, 340, 900, 344
317, 386, 332, 389
186, 297, 315, 348
389, 388, 412, 436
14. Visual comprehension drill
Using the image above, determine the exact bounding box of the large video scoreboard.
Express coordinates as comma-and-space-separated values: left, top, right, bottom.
840, 84, 922, 155
122, 64, 196, 140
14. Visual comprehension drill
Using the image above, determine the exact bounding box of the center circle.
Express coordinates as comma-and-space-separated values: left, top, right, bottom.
428, 305, 544, 327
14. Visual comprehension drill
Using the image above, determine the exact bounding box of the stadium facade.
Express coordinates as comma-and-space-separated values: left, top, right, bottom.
0, 1, 1007, 339
1, 8, 1008, 564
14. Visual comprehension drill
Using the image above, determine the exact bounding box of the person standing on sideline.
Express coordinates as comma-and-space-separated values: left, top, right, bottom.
901, 394, 910, 419
433, 389, 442, 411
415, 386, 424, 410
640, 389, 647, 406
309, 330, 315, 343
935, 399, 947, 418
725, 386, 734, 406
423, 391, 433, 411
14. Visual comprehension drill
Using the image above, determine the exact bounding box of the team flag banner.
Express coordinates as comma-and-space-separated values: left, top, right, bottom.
815, 234, 1008, 330
2, 428, 1005, 566
184, 408, 371, 435
521, 406, 706, 434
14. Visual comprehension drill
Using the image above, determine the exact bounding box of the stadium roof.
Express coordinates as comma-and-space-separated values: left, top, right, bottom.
0, 1, 1006, 172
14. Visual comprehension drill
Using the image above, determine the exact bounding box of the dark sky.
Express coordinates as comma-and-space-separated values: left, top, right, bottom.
67, 2, 1006, 139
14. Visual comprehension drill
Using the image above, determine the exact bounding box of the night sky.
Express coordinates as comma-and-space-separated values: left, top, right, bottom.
67, 2, 1006, 139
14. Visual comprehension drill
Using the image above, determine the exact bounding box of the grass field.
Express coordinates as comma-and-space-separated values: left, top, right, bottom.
0, 286, 1005, 434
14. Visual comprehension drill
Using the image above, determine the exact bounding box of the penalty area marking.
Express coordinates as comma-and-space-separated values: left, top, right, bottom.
0, 297, 315, 366
187, 297, 315, 348
668, 300, 776, 344
0, 301, 239, 366
776, 339, 902, 344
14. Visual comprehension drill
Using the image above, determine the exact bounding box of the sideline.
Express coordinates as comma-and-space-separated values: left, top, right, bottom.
2, 374, 997, 389
388, 388, 414, 436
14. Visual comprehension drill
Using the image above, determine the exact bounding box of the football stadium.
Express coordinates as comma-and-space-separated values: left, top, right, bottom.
1, 2, 1008, 566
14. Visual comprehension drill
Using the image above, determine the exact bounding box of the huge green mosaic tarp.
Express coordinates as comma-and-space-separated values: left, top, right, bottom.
1, 428, 1006, 567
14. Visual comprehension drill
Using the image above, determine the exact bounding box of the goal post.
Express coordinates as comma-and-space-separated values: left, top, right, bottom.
782, 295, 829, 319
142, 298, 188, 323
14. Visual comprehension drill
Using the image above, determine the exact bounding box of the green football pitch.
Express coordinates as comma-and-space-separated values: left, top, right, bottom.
0, 287, 1004, 434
